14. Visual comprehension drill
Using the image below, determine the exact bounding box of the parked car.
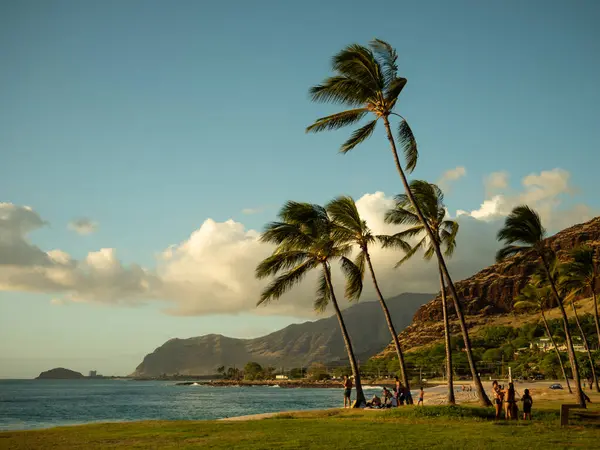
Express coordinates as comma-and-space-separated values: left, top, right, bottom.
549, 383, 563, 390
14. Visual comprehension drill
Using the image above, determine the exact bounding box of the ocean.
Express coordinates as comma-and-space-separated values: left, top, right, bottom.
0, 379, 397, 431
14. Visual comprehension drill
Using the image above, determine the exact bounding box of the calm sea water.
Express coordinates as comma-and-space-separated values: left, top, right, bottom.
0, 380, 394, 431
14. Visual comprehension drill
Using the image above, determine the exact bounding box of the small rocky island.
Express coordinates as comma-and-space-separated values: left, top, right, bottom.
36, 368, 85, 379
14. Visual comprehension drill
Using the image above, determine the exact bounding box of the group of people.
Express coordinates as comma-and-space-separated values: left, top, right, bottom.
342, 376, 424, 408
492, 381, 533, 420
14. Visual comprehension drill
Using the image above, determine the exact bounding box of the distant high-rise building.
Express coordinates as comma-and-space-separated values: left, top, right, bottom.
89, 370, 97, 378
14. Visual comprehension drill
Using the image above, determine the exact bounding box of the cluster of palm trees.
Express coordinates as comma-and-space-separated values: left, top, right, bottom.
505, 210, 600, 406
253, 39, 598, 409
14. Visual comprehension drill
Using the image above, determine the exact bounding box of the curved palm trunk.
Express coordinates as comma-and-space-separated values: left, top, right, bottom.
323, 264, 365, 407
364, 250, 411, 402
382, 116, 491, 407
540, 256, 586, 406
438, 263, 455, 405
540, 308, 572, 393
571, 299, 600, 392
592, 290, 600, 351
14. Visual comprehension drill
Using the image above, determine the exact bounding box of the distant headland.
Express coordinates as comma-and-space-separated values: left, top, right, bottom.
36, 368, 85, 380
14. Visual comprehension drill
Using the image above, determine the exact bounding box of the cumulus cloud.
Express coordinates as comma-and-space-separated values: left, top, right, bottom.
438, 166, 466, 191
0, 167, 597, 317
68, 217, 98, 235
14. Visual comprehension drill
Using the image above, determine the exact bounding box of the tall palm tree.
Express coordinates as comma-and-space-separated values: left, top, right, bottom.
497, 205, 585, 406
325, 195, 412, 399
255, 201, 366, 406
514, 283, 572, 393
306, 39, 491, 406
561, 246, 600, 350
384, 181, 459, 405
568, 296, 600, 392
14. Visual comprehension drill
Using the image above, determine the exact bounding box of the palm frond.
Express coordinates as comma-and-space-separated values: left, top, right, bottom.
314, 268, 331, 313
384, 206, 420, 226
497, 205, 545, 248
309, 76, 374, 106
260, 222, 312, 248
255, 251, 312, 279
340, 119, 377, 153
440, 220, 459, 257
257, 260, 316, 305
332, 44, 384, 91
389, 225, 426, 240
369, 39, 398, 86
340, 256, 363, 301
395, 236, 427, 267
398, 120, 418, 174
326, 196, 364, 236
496, 245, 530, 262
377, 234, 413, 252
384, 77, 407, 103
306, 108, 368, 133
279, 201, 328, 228
423, 244, 436, 261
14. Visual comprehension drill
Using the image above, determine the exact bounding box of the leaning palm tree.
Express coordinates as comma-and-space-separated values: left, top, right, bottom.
306, 39, 491, 406
255, 201, 366, 406
497, 205, 585, 406
325, 195, 412, 399
514, 283, 572, 393
384, 181, 459, 405
561, 246, 600, 350
567, 295, 600, 392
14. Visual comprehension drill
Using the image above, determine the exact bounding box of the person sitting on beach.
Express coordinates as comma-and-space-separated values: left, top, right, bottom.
367, 394, 382, 408
417, 387, 424, 406
382, 387, 393, 406
521, 388, 533, 420
342, 375, 353, 408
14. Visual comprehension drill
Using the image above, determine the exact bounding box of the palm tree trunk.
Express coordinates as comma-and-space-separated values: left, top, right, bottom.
571, 299, 600, 392
540, 308, 572, 393
540, 255, 586, 406
592, 290, 600, 351
438, 263, 456, 405
322, 263, 365, 407
363, 250, 411, 402
382, 116, 491, 407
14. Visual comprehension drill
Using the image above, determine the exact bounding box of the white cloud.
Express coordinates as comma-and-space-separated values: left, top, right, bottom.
0, 167, 597, 317
68, 217, 98, 235
484, 171, 509, 196
438, 166, 466, 191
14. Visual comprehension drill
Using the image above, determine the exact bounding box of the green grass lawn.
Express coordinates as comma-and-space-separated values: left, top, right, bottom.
2, 406, 599, 450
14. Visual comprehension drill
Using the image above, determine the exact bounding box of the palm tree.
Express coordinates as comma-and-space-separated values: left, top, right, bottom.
561, 246, 600, 350
306, 39, 491, 406
255, 201, 366, 406
325, 195, 412, 399
384, 181, 459, 405
514, 283, 572, 393
497, 205, 585, 406
568, 296, 600, 392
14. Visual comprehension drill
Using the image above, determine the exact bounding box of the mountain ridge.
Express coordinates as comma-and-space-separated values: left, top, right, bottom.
132, 292, 432, 376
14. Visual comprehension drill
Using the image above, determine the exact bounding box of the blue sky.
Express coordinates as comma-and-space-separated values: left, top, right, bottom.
1, 0, 599, 377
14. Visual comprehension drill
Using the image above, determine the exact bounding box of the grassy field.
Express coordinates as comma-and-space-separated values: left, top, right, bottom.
2, 405, 599, 450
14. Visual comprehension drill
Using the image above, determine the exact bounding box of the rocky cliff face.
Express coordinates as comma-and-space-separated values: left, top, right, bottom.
412, 216, 600, 325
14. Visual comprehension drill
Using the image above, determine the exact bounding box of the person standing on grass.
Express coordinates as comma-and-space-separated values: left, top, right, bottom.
521, 389, 533, 420
417, 387, 424, 406
342, 375, 353, 408
492, 381, 503, 420
504, 382, 518, 420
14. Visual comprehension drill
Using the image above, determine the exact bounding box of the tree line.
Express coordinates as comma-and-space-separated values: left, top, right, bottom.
253, 39, 599, 408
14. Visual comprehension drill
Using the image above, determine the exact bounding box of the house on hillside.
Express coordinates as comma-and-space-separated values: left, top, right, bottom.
531, 336, 586, 353
275, 374, 289, 380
